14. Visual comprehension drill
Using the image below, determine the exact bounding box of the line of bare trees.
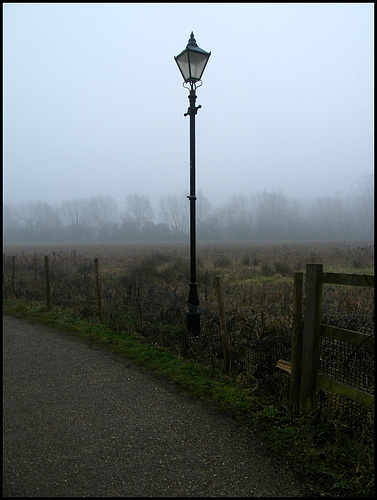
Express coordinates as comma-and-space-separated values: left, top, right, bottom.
3, 177, 373, 243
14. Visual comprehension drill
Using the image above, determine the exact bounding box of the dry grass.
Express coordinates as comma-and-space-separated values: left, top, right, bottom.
4, 240, 373, 406
3, 241, 374, 337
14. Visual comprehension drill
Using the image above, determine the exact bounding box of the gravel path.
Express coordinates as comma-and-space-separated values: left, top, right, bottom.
3, 315, 312, 497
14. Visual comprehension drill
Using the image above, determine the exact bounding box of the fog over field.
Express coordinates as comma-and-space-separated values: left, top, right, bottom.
3, 3, 373, 242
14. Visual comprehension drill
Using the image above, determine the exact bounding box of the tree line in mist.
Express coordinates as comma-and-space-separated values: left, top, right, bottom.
3, 178, 373, 243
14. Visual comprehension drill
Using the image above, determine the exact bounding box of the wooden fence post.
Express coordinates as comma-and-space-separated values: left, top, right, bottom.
11, 256, 15, 299
44, 255, 51, 309
289, 271, 303, 409
215, 276, 231, 375
94, 257, 102, 317
300, 264, 323, 412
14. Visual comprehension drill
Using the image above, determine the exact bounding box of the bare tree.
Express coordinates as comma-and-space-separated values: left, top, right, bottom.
61, 198, 90, 226
224, 193, 253, 239
3, 203, 22, 241
17, 200, 63, 241
159, 194, 189, 237
350, 173, 374, 239
227, 194, 252, 227
60, 198, 92, 240
88, 195, 119, 240
312, 192, 349, 240
197, 190, 213, 230
122, 194, 154, 231
252, 190, 298, 239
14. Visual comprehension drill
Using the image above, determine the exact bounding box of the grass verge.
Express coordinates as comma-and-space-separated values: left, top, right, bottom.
3, 298, 374, 497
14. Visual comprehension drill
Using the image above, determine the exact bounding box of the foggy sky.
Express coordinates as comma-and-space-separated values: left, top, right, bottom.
3, 3, 374, 212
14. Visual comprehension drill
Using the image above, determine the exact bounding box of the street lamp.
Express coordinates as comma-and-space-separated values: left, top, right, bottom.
175, 32, 211, 337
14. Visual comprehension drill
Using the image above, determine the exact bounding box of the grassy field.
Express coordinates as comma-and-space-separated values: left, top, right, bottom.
3, 240, 375, 497
3, 240, 374, 337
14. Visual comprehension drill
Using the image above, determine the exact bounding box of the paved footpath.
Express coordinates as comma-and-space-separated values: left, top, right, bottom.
3, 315, 313, 497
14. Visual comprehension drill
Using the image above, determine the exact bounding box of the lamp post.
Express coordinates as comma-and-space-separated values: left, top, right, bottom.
175, 32, 211, 337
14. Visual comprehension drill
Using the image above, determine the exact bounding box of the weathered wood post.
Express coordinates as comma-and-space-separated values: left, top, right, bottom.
94, 257, 102, 317
289, 271, 303, 410
300, 264, 323, 412
215, 276, 231, 376
44, 255, 51, 309
11, 256, 15, 299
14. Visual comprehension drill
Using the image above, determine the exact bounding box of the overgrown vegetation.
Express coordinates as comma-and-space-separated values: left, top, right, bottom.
3, 241, 375, 497
3, 241, 374, 335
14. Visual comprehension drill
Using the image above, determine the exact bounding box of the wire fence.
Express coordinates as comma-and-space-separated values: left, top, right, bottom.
3, 252, 374, 433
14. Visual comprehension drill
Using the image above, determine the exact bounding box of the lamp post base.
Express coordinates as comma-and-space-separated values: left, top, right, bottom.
186, 309, 201, 337
187, 282, 200, 336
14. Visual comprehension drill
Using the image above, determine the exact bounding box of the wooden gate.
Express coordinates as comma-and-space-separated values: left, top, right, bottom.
277, 264, 374, 413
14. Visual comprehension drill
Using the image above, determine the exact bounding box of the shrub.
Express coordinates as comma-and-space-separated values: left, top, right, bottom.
261, 262, 273, 277
274, 260, 292, 277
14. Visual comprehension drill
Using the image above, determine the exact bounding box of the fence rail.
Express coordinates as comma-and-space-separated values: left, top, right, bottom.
320, 324, 374, 348
322, 272, 374, 287
317, 374, 374, 409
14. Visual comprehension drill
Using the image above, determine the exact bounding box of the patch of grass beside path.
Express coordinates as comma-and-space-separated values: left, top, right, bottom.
3, 299, 374, 498
2, 300, 263, 415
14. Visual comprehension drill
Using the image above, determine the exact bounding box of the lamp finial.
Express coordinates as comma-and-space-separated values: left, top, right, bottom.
187, 32, 198, 47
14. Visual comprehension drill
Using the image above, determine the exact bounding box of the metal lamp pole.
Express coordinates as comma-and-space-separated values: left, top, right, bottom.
185, 88, 201, 336
175, 32, 211, 337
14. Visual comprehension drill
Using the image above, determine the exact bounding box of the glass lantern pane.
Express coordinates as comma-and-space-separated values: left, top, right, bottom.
188, 51, 209, 81
175, 52, 190, 82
